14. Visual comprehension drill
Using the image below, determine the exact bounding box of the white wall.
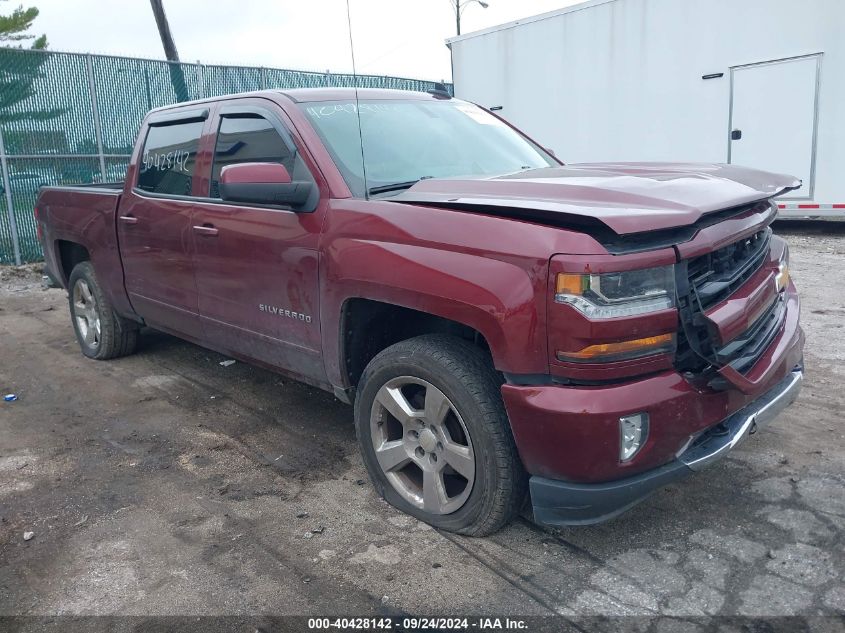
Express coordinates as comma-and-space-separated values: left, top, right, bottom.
450, 0, 844, 202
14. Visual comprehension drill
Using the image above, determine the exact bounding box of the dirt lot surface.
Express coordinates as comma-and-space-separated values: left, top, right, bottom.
0, 223, 844, 621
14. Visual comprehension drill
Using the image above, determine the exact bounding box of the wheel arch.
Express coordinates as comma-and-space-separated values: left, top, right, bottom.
321, 240, 549, 394
56, 240, 91, 287
339, 298, 494, 393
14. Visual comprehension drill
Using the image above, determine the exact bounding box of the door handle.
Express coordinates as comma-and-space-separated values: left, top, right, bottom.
192, 224, 219, 237
119, 215, 138, 225
731, 129, 742, 140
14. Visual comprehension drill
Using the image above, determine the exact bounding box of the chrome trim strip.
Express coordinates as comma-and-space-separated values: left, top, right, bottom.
680, 368, 803, 472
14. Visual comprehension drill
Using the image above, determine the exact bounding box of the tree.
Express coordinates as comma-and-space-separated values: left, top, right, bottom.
0, 1, 63, 125
0, 2, 47, 49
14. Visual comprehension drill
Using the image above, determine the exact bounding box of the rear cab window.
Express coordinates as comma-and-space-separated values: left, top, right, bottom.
137, 120, 204, 196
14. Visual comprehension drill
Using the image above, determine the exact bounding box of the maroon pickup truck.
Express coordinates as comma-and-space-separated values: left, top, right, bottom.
35, 88, 804, 535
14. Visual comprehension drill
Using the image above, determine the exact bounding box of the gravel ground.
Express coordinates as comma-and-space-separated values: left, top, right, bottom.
0, 223, 843, 621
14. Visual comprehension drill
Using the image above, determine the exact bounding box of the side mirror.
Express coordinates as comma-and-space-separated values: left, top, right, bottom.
546, 148, 556, 157
219, 162, 313, 207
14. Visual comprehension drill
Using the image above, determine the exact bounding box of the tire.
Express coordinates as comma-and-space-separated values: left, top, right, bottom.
67, 261, 138, 360
354, 334, 527, 536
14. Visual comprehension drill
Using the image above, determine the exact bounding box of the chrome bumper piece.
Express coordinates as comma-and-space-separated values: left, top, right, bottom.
680, 368, 803, 472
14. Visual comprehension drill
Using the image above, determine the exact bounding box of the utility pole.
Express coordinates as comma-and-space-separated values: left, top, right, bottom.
452, 0, 488, 36
456, 0, 461, 36
149, 0, 189, 102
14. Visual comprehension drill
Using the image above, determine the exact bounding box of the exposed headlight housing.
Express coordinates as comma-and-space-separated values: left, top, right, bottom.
775, 244, 790, 293
555, 265, 676, 319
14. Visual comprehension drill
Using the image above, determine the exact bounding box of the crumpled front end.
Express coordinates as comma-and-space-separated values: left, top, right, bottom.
501, 198, 805, 525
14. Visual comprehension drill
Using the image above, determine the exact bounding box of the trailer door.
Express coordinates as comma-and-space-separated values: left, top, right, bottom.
729, 55, 821, 200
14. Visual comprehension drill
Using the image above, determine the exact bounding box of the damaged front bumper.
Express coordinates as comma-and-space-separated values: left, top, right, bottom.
529, 366, 803, 526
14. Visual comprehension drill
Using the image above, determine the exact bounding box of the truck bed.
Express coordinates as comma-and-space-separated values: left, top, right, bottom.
35, 183, 126, 300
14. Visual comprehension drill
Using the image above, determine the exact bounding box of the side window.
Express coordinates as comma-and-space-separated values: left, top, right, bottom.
137, 120, 203, 195
210, 115, 303, 198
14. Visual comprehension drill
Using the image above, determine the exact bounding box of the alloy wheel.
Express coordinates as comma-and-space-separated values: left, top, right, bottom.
72, 279, 101, 349
370, 376, 475, 515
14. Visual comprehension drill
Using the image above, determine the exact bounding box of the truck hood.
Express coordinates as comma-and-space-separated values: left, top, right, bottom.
392, 162, 800, 235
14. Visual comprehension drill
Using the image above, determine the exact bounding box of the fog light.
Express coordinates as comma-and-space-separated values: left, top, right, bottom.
620, 413, 649, 462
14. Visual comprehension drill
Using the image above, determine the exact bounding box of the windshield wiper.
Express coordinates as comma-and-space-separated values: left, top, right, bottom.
368, 177, 431, 196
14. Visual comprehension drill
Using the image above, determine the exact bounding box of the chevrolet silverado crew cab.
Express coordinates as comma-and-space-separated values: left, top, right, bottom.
35, 88, 804, 536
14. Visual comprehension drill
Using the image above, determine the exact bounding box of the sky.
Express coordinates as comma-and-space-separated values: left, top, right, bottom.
28, 0, 585, 82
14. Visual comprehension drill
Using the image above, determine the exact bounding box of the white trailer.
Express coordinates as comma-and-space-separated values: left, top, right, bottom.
447, 0, 845, 219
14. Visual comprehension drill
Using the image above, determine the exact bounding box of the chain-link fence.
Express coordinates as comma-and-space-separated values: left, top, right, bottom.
0, 47, 452, 264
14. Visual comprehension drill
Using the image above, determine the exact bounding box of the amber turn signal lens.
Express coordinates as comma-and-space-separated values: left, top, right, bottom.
555, 273, 586, 295
557, 333, 674, 362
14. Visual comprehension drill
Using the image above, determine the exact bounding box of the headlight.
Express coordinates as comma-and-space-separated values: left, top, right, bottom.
555, 265, 676, 319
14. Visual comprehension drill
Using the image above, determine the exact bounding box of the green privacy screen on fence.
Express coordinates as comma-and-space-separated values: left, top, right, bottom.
0, 47, 452, 264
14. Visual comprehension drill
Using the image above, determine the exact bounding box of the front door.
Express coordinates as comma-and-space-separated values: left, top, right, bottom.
729, 54, 821, 200
117, 111, 208, 335
191, 99, 326, 382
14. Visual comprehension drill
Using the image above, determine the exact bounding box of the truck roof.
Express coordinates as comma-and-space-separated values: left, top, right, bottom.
146, 87, 443, 115
281, 88, 439, 102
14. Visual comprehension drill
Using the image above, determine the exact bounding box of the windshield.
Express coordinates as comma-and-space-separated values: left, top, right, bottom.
300, 99, 557, 197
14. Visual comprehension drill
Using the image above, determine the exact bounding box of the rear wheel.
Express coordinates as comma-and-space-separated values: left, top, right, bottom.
68, 261, 138, 360
354, 334, 527, 536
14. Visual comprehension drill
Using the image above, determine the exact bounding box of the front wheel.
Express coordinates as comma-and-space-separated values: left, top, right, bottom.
68, 261, 138, 360
354, 335, 527, 536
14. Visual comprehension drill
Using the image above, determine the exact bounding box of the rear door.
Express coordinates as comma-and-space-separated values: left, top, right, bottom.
190, 98, 327, 382
117, 109, 209, 336
729, 54, 821, 200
